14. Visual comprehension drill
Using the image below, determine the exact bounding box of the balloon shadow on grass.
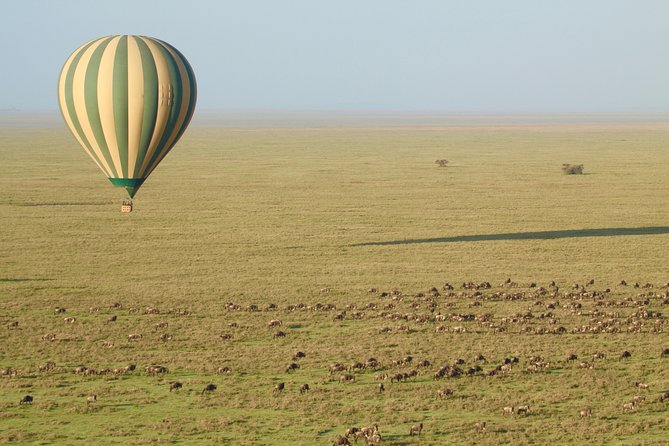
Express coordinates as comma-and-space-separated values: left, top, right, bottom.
352, 226, 669, 247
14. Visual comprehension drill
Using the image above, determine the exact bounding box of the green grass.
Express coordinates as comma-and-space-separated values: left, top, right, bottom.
1, 114, 669, 444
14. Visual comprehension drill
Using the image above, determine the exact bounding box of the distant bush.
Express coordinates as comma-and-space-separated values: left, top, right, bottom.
435, 159, 449, 167
562, 164, 584, 175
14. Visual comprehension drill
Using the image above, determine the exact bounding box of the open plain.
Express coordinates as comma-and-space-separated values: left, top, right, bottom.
1, 113, 668, 445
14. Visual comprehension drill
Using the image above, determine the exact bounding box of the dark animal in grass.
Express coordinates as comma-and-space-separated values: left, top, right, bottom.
86, 395, 97, 405
202, 384, 217, 394
567, 354, 578, 361
378, 383, 385, 393
437, 388, 453, 398
333, 435, 351, 445
146, 365, 168, 374
409, 423, 423, 435
661, 348, 669, 357
286, 362, 300, 373
620, 351, 632, 359
339, 374, 355, 383
274, 382, 285, 393
273, 331, 286, 339
562, 163, 584, 174
293, 351, 306, 360
344, 427, 360, 437
169, 381, 183, 392
20, 395, 33, 404
299, 383, 310, 393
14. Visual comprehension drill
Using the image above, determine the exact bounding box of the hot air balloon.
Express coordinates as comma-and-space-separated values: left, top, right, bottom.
57, 35, 197, 211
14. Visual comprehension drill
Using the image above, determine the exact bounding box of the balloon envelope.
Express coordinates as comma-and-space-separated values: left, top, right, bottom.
58, 35, 197, 198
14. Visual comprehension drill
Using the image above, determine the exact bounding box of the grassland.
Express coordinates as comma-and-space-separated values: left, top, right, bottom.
1, 113, 668, 445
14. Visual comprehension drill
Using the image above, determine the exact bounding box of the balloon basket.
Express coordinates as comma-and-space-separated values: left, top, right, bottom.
121, 200, 133, 213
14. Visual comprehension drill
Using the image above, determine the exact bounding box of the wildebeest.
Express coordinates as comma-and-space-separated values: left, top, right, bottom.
273, 331, 286, 339
299, 383, 310, 393
409, 423, 423, 435
293, 351, 306, 360
202, 384, 217, 394
332, 435, 350, 445
475, 421, 486, 432
286, 362, 300, 373
378, 383, 385, 393
339, 374, 355, 383
274, 382, 285, 393
86, 394, 97, 405
620, 351, 632, 359
20, 395, 33, 404
662, 348, 669, 357
268, 319, 282, 327
622, 401, 636, 413
169, 381, 183, 392
38, 361, 56, 372
146, 365, 168, 374
329, 363, 346, 374
516, 405, 529, 415
437, 388, 453, 398
502, 406, 514, 415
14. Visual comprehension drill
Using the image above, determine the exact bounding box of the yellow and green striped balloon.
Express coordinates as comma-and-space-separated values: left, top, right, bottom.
58, 35, 197, 198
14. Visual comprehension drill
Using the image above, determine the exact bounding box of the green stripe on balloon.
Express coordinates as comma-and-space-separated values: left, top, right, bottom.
113, 36, 129, 178
62, 41, 101, 171
84, 37, 117, 177
143, 41, 184, 176
161, 41, 197, 157
133, 36, 159, 179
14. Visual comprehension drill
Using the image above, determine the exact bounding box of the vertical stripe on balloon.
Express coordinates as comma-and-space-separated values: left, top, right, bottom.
126, 36, 145, 178
71, 39, 116, 177
133, 37, 159, 179
137, 37, 172, 177
112, 36, 129, 179
59, 39, 109, 176
97, 36, 122, 178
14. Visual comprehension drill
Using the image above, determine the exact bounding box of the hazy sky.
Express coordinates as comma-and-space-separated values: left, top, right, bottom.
2, 0, 668, 112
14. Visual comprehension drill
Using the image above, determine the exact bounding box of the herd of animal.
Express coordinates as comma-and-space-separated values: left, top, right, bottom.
3, 278, 669, 443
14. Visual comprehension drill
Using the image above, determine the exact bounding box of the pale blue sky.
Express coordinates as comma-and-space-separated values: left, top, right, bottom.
2, 0, 668, 112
